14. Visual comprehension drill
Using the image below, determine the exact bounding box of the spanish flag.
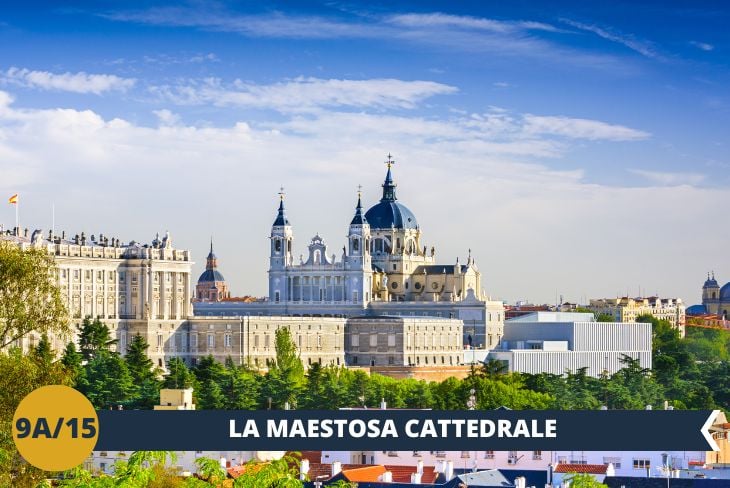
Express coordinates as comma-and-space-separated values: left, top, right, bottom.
8, 194, 18, 205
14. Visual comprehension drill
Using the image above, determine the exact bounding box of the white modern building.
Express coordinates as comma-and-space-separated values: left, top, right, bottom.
487, 312, 652, 377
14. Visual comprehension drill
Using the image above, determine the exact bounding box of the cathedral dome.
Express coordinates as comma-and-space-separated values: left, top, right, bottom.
364, 160, 419, 230
198, 268, 225, 283
365, 201, 418, 230
720, 283, 730, 300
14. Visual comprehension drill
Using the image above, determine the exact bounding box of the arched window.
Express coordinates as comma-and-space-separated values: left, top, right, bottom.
275, 239, 281, 252
314, 250, 321, 264
353, 238, 359, 251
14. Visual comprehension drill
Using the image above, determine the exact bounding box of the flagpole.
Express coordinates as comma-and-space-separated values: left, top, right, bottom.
15, 197, 18, 233
52, 203, 55, 238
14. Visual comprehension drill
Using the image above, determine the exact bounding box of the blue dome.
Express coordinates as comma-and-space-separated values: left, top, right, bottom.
198, 269, 225, 283
686, 304, 707, 315
721, 283, 730, 300
365, 201, 418, 230
364, 162, 418, 230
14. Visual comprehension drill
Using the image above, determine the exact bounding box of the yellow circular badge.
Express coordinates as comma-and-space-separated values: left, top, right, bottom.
12, 385, 98, 471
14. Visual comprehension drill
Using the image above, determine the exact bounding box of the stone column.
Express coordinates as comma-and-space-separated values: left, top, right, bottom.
139, 267, 147, 319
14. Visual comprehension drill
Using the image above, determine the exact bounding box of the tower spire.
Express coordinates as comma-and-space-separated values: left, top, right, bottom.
351, 185, 368, 225
381, 153, 397, 202
273, 186, 290, 226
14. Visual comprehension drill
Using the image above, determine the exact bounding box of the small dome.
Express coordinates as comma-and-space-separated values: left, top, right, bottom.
198, 269, 225, 283
365, 201, 418, 230
720, 283, 730, 300
686, 304, 708, 315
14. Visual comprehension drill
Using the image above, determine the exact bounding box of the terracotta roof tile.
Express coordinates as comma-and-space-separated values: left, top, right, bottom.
342, 465, 387, 482
555, 464, 608, 474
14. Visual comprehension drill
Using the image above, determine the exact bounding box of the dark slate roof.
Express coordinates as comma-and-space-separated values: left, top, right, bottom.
351, 194, 368, 225
198, 269, 225, 283
273, 199, 290, 226
704, 274, 719, 288
456, 470, 514, 487
497, 469, 547, 488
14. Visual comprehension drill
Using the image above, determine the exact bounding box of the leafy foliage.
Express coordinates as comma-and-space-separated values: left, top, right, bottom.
0, 243, 69, 348
0, 349, 73, 486
77, 317, 117, 361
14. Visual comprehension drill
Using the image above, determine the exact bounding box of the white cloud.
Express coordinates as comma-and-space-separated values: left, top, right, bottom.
629, 169, 705, 186
150, 77, 458, 112
2, 67, 136, 95
689, 41, 714, 51
561, 18, 662, 60
102, 9, 380, 39
153, 109, 181, 126
523, 114, 650, 141
386, 13, 560, 33
101, 8, 627, 71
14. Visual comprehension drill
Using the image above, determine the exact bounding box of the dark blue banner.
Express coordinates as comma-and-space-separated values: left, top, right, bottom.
95, 410, 719, 451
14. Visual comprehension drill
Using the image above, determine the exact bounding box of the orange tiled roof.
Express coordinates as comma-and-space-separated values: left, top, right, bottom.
303, 463, 439, 484
555, 464, 608, 474
342, 465, 387, 482
227, 462, 267, 479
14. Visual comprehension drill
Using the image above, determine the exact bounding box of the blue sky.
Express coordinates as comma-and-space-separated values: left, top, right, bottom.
0, 1, 728, 304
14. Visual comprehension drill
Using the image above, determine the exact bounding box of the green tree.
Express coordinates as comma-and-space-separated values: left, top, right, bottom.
221, 363, 261, 410
262, 328, 305, 409
61, 341, 84, 383
79, 351, 135, 408
232, 453, 303, 488
198, 377, 226, 409
0, 349, 73, 486
0, 243, 69, 348
193, 354, 227, 385
77, 316, 116, 361
563, 472, 608, 488
163, 357, 196, 389
34, 333, 54, 361
125, 334, 156, 382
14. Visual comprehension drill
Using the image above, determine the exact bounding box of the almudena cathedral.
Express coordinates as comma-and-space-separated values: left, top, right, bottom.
0, 163, 506, 371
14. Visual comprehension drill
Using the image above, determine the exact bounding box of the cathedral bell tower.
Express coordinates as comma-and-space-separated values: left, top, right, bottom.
344, 188, 372, 305
702, 272, 720, 315
347, 187, 371, 264
269, 188, 293, 304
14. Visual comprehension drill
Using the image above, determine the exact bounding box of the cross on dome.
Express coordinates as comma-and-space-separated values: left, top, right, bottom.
385, 153, 395, 168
